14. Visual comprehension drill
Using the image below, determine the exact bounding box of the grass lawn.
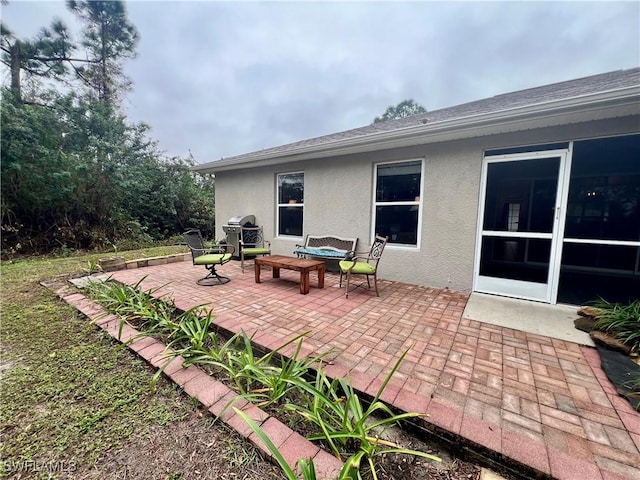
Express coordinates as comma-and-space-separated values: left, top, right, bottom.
0, 247, 282, 480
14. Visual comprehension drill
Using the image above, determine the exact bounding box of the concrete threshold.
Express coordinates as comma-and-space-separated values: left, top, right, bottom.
462, 292, 594, 346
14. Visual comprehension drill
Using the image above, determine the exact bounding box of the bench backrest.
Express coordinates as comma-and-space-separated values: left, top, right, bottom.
304, 235, 357, 252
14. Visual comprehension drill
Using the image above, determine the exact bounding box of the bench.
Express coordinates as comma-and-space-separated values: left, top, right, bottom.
294, 234, 358, 261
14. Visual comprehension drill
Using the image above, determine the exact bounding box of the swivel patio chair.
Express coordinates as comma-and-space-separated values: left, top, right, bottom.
183, 229, 235, 285
239, 226, 271, 273
339, 235, 388, 298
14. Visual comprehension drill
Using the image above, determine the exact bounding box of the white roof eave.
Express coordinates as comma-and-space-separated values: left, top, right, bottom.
194, 86, 640, 174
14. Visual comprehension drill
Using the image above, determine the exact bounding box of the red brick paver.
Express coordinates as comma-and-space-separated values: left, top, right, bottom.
59, 281, 342, 480
109, 260, 640, 480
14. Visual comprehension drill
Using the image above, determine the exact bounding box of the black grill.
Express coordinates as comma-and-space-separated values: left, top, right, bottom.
222, 215, 256, 257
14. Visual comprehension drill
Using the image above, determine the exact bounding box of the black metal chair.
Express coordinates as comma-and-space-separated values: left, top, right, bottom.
239, 226, 271, 273
339, 235, 388, 298
183, 229, 235, 285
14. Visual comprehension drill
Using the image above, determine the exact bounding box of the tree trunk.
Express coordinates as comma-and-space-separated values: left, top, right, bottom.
9, 40, 21, 102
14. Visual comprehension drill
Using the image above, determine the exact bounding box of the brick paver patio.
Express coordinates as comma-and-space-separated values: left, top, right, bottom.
110, 260, 640, 480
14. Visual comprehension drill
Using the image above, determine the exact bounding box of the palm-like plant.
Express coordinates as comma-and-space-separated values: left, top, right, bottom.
88, 281, 442, 478
87, 276, 175, 342
286, 349, 441, 479
592, 298, 640, 354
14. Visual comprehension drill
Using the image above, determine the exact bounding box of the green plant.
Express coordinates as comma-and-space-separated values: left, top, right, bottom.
591, 298, 640, 354
235, 407, 358, 480
228, 331, 317, 399
87, 277, 176, 342
170, 328, 311, 399
167, 306, 217, 352
75, 259, 444, 478
248, 337, 325, 406
203, 331, 326, 414
87, 276, 150, 319
146, 306, 220, 388
286, 349, 441, 479
89, 282, 322, 407
83, 259, 103, 274
234, 407, 312, 479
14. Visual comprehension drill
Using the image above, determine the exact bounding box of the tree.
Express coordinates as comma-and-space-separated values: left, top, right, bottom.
0, 3, 216, 256
66, 0, 138, 107
1, 87, 216, 254
1, 19, 75, 102
372, 99, 427, 124
2, 0, 137, 106
1, 90, 78, 251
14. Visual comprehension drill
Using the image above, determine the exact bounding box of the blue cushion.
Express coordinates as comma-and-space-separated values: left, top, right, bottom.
296, 248, 345, 258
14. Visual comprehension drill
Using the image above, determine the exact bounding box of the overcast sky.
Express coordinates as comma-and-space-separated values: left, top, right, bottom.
2, 1, 639, 162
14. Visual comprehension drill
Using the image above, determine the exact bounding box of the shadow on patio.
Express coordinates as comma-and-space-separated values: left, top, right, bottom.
109, 258, 640, 480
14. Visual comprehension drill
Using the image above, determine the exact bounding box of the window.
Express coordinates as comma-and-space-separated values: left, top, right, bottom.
507, 203, 521, 232
374, 160, 422, 246
277, 172, 304, 237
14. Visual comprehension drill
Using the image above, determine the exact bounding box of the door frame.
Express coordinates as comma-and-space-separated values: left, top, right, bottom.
473, 147, 573, 303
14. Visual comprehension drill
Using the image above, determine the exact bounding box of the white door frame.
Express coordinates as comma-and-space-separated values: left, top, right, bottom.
473, 147, 573, 303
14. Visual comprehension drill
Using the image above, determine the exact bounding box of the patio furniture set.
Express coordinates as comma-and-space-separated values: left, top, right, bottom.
182, 229, 387, 297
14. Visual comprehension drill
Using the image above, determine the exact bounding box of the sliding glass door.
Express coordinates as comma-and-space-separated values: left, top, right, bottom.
558, 135, 640, 304
475, 151, 569, 302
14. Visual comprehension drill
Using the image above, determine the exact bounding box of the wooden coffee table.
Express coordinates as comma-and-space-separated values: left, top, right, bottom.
254, 255, 325, 295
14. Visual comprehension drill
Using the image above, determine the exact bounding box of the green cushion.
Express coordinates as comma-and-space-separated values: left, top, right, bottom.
194, 253, 232, 265
243, 248, 271, 255
339, 260, 376, 275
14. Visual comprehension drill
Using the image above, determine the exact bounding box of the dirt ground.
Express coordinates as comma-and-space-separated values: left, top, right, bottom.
84, 410, 284, 480
81, 406, 493, 480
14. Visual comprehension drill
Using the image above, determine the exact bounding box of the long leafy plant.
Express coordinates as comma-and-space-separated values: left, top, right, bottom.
591, 298, 640, 354
88, 280, 442, 478
285, 349, 441, 479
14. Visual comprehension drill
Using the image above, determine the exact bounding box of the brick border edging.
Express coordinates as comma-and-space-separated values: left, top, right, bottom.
51, 282, 343, 480
99, 253, 192, 272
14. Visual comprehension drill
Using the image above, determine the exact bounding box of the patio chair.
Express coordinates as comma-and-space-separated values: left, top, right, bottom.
183, 229, 235, 285
239, 226, 271, 273
339, 235, 388, 298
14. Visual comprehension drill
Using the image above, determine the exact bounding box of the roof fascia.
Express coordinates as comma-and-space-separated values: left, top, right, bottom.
194, 86, 640, 174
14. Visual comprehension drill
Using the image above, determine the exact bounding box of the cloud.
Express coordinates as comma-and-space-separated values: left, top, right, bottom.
2, 1, 639, 161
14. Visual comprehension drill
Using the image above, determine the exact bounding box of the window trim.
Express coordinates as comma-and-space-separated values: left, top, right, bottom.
276, 171, 304, 239
372, 158, 424, 248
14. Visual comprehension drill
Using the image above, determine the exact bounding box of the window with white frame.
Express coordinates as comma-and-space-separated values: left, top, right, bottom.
277, 172, 304, 237
374, 160, 422, 246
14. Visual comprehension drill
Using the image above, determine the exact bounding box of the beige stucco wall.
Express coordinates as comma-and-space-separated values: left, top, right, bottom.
214, 115, 639, 292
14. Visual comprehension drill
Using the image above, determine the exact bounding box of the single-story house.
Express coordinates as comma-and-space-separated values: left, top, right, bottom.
194, 68, 640, 306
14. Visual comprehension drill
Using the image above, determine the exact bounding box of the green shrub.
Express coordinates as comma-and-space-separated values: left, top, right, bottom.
285, 349, 441, 479
592, 298, 640, 354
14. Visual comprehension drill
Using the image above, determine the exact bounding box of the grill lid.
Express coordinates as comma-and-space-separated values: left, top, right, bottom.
227, 214, 255, 226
